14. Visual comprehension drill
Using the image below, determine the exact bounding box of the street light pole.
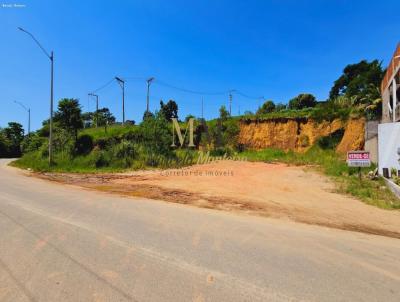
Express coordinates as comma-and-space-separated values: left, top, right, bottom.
88, 93, 99, 127
146, 77, 155, 113
14, 100, 30, 135
18, 27, 54, 165
50, 51, 54, 164
115, 77, 125, 124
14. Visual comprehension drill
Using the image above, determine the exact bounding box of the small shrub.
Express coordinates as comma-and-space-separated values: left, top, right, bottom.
390, 167, 398, 178
21, 135, 46, 153
90, 150, 110, 168
39, 141, 49, 158
95, 137, 118, 150
75, 134, 93, 155
317, 129, 345, 150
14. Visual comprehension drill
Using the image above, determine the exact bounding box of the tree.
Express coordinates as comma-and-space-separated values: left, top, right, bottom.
219, 105, 230, 121
275, 103, 287, 111
140, 111, 173, 159
143, 110, 154, 121
54, 98, 83, 140
160, 100, 178, 120
0, 131, 10, 157
288, 93, 317, 110
95, 107, 116, 126
256, 100, 275, 115
2, 122, 24, 156
329, 60, 384, 100
82, 112, 93, 128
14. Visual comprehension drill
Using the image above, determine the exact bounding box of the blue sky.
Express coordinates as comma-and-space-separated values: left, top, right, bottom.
1, 0, 399, 131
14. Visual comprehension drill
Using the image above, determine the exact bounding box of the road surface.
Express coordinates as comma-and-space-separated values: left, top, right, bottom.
0, 159, 399, 302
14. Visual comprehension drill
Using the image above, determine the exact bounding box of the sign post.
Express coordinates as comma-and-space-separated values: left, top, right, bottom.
347, 151, 371, 181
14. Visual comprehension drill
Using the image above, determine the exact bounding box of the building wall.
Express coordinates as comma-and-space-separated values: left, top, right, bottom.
365, 136, 378, 164
364, 120, 378, 163
378, 122, 400, 175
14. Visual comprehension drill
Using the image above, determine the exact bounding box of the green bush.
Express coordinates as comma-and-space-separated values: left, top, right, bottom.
39, 141, 49, 158
288, 94, 317, 110
140, 112, 173, 156
95, 137, 118, 150
21, 135, 46, 153
317, 129, 345, 150
75, 134, 93, 155
92, 150, 110, 168
113, 140, 136, 159
0, 133, 10, 157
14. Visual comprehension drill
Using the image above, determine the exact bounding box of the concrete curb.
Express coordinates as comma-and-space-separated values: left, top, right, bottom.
384, 178, 400, 199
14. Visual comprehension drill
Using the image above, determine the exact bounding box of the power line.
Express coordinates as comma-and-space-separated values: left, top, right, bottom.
154, 79, 230, 96
91, 78, 115, 93
235, 90, 264, 100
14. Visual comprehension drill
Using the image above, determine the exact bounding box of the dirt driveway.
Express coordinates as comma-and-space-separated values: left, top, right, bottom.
34, 161, 400, 238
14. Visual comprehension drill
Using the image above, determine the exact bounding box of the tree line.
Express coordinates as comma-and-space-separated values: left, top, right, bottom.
253, 59, 384, 119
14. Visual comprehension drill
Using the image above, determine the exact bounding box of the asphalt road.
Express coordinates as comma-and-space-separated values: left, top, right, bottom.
0, 159, 399, 302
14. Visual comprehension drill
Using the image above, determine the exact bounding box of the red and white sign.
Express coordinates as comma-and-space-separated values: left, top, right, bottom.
347, 151, 371, 167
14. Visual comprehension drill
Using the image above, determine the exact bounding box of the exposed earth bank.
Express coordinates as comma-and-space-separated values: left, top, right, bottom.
238, 117, 365, 153
30, 160, 400, 239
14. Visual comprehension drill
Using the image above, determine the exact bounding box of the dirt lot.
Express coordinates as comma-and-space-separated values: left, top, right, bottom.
34, 161, 400, 238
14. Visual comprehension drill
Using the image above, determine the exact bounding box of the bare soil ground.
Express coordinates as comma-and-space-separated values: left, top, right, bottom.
33, 161, 400, 238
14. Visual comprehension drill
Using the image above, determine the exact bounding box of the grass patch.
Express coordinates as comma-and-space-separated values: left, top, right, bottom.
11, 146, 199, 174
10, 152, 130, 173
80, 124, 136, 140
241, 146, 400, 210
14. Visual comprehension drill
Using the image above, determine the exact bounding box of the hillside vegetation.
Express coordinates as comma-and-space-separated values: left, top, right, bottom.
6, 59, 399, 209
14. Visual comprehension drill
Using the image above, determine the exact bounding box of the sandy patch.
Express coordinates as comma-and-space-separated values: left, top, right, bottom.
35, 161, 400, 238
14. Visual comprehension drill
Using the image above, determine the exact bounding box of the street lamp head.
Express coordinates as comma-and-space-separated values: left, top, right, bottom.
147, 77, 155, 83
115, 76, 124, 83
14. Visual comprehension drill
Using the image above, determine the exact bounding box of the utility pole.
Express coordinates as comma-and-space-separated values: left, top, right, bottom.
14, 100, 30, 135
229, 93, 233, 115
18, 27, 54, 165
146, 77, 155, 113
228, 90, 236, 116
115, 77, 125, 124
201, 97, 204, 119
88, 93, 99, 127
28, 108, 31, 135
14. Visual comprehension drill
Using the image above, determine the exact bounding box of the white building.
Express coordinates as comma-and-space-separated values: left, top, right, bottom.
378, 43, 400, 176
